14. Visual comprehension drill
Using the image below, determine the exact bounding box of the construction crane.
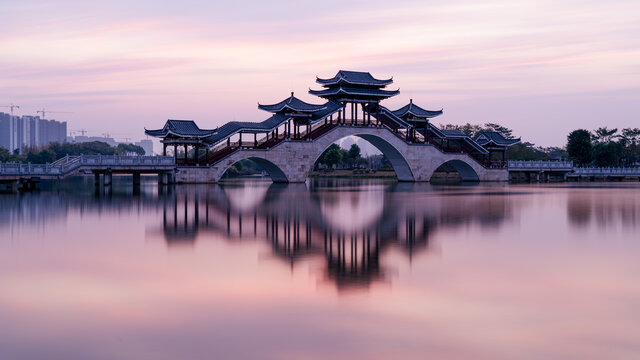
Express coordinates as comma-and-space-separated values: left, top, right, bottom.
1, 103, 20, 115
69, 128, 88, 137
36, 109, 73, 119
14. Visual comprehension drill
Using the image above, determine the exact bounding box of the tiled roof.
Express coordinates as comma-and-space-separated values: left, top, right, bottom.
376, 106, 412, 128
316, 70, 393, 87
392, 99, 443, 119
203, 101, 343, 146
145, 120, 218, 138
427, 123, 447, 138
439, 129, 489, 154
474, 132, 521, 147
309, 86, 399, 98
442, 129, 467, 137
258, 93, 328, 113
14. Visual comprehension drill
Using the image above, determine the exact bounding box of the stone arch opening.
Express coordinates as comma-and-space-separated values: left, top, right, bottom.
312, 134, 414, 182
430, 159, 480, 183
221, 157, 288, 183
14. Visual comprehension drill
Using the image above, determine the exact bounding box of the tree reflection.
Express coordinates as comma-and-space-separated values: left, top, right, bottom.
567, 187, 640, 229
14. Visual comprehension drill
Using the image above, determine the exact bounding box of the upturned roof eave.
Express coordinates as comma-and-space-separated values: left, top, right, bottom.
145, 128, 217, 139
309, 87, 400, 98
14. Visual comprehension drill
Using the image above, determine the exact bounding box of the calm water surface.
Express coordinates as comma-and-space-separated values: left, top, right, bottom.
1, 178, 639, 360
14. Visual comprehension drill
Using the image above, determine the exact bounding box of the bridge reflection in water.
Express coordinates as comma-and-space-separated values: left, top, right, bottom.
158, 179, 513, 289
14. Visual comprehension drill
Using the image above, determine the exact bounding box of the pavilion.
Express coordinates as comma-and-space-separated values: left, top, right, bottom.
474, 132, 521, 166
391, 99, 445, 142
144, 69, 514, 170
144, 120, 217, 165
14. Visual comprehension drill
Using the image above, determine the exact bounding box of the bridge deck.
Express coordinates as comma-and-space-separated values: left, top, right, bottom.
189, 116, 503, 169
0, 155, 175, 180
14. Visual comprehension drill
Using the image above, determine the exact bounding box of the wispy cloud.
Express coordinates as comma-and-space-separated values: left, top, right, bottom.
0, 0, 639, 145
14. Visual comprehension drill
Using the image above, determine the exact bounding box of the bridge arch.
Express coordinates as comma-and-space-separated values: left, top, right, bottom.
202, 126, 508, 183
313, 133, 415, 182
221, 157, 288, 183
430, 159, 480, 182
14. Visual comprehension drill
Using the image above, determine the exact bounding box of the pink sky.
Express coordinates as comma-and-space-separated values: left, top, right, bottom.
1, 0, 639, 147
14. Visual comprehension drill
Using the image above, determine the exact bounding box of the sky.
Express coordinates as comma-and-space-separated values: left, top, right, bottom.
1, 0, 639, 147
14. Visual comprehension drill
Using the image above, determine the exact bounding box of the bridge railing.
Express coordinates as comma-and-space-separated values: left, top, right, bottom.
0, 162, 65, 176
76, 155, 174, 166
508, 160, 574, 170
572, 167, 640, 175
0, 155, 175, 176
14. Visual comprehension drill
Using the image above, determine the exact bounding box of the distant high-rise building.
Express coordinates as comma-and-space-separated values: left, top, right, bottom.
22, 115, 39, 149
135, 139, 153, 155
0, 112, 10, 151
69, 135, 118, 146
0, 112, 67, 153
68, 135, 154, 155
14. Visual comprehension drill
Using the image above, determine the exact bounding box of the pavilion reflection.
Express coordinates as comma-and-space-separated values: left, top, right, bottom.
158, 180, 512, 290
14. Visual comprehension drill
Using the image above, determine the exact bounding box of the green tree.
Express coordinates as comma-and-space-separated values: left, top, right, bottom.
322, 144, 343, 169
235, 160, 244, 172
567, 129, 593, 166
593, 127, 618, 144
620, 128, 640, 166
347, 143, 361, 161
439, 122, 514, 139
116, 143, 146, 155
0, 147, 11, 162
593, 142, 622, 167
484, 123, 514, 139
506, 143, 546, 161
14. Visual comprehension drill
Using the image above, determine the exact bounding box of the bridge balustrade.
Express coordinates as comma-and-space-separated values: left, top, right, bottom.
508, 160, 574, 170
193, 112, 506, 169
0, 156, 175, 177
572, 167, 640, 175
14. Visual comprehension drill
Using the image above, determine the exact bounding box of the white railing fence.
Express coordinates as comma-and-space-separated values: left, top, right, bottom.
508, 160, 574, 169
572, 167, 640, 175
0, 155, 175, 176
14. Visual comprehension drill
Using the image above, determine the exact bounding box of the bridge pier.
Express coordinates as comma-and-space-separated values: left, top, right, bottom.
4, 181, 16, 192
17, 178, 39, 191
133, 172, 141, 187
94, 172, 101, 187
104, 170, 113, 186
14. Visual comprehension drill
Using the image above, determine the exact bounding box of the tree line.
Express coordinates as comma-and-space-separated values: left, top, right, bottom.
0, 141, 146, 163
444, 122, 640, 167
440, 122, 567, 161
567, 127, 640, 167
315, 143, 381, 170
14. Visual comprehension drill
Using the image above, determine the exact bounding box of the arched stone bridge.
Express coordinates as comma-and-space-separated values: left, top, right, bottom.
176, 125, 508, 183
